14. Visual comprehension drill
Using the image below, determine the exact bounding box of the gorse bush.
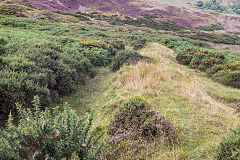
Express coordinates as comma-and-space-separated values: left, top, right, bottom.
211, 61, 240, 88
175, 46, 240, 88
190, 50, 226, 71
79, 47, 112, 66
0, 97, 103, 160
0, 38, 7, 55
0, 69, 50, 121
0, 41, 96, 119
176, 48, 198, 65
176, 49, 226, 71
217, 125, 240, 160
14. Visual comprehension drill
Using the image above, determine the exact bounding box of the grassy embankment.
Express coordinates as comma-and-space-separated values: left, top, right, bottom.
55, 43, 240, 159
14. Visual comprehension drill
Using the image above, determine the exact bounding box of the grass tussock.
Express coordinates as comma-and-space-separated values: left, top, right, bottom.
114, 62, 172, 90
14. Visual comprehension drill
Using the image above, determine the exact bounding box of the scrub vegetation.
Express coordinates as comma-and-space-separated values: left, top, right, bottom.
0, 0, 240, 159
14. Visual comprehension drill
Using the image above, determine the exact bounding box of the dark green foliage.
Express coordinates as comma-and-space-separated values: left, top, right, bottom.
79, 47, 112, 66
217, 125, 240, 159
0, 98, 103, 160
107, 40, 125, 56
111, 49, 150, 71
0, 41, 95, 119
195, 0, 240, 15
128, 35, 147, 50
190, 50, 226, 71
108, 97, 175, 143
176, 48, 198, 65
0, 38, 7, 55
196, 24, 224, 31
120, 17, 185, 31
176, 45, 240, 88
0, 69, 50, 121
211, 62, 240, 88
206, 64, 225, 76
0, 5, 25, 17
109, 19, 117, 25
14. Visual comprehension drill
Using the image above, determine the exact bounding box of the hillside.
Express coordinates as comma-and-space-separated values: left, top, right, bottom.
196, 0, 240, 15
0, 0, 240, 159
12, 0, 240, 33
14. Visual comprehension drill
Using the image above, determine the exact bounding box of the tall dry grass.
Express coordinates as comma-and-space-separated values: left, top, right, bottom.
114, 61, 172, 90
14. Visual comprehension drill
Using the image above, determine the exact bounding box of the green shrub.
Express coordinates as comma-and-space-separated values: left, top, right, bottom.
176, 48, 198, 65
0, 98, 103, 160
190, 50, 226, 71
111, 49, 150, 71
217, 125, 240, 160
206, 64, 225, 76
78, 47, 111, 66
0, 41, 96, 119
212, 69, 240, 89
0, 38, 7, 55
107, 40, 125, 56
108, 97, 175, 143
211, 62, 240, 88
0, 69, 50, 121
195, 24, 224, 31
129, 37, 147, 50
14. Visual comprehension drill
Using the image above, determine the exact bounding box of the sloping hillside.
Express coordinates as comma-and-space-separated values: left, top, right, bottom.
55, 43, 240, 159
17, 0, 240, 32
0, 1, 240, 159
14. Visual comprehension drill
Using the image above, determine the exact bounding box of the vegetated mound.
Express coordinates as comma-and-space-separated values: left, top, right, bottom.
111, 49, 151, 71
108, 97, 175, 143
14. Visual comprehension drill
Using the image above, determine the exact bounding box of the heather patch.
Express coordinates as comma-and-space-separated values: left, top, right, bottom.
108, 97, 175, 143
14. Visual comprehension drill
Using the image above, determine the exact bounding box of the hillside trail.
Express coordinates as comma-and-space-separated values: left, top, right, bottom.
52, 67, 111, 113
55, 42, 240, 116
51, 43, 240, 159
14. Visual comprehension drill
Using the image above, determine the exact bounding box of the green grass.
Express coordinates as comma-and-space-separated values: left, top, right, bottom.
0, 12, 240, 159
50, 43, 240, 159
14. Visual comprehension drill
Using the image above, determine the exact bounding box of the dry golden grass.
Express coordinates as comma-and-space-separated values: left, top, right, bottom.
114, 62, 173, 90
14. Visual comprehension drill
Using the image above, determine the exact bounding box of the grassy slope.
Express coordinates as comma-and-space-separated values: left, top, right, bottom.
55, 43, 240, 159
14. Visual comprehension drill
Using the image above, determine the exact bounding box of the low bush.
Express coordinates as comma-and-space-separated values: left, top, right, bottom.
108, 97, 175, 143
78, 47, 111, 66
176, 47, 240, 88
217, 125, 240, 160
176, 48, 198, 65
195, 24, 224, 31
128, 36, 147, 50
0, 5, 25, 17
111, 50, 150, 71
0, 69, 50, 121
190, 50, 226, 71
0, 38, 7, 55
0, 98, 103, 160
212, 62, 240, 88
206, 64, 225, 76
0, 41, 95, 119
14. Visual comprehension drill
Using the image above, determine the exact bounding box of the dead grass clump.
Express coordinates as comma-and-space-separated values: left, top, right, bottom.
108, 97, 175, 144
